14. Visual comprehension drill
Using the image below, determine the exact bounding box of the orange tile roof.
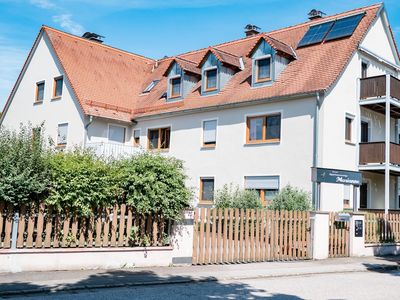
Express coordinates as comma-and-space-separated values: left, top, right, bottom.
247, 34, 297, 58
8, 3, 385, 122
163, 57, 201, 76
198, 47, 242, 69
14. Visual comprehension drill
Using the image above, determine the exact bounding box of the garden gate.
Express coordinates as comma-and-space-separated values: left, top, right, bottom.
328, 212, 350, 257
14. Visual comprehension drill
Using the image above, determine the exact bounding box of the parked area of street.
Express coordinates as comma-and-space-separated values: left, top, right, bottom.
0, 256, 399, 299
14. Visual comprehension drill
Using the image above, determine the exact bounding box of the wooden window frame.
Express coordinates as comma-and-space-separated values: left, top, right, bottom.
35, 81, 45, 102
246, 113, 281, 144
56, 123, 68, 148
204, 68, 218, 92
147, 127, 171, 151
133, 129, 141, 147
169, 76, 182, 99
202, 119, 217, 148
199, 177, 215, 204
52, 76, 63, 99
255, 56, 272, 83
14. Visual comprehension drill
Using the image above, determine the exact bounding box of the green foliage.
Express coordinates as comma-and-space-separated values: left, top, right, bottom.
129, 226, 151, 247
0, 124, 50, 206
268, 185, 311, 211
115, 153, 192, 220
215, 184, 262, 209
46, 149, 119, 216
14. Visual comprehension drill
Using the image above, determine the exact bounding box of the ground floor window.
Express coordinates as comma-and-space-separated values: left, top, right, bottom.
148, 127, 170, 150
244, 176, 279, 205
360, 182, 368, 209
200, 177, 215, 203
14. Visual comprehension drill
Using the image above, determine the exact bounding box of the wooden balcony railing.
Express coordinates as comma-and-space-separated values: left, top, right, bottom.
360, 75, 400, 100
359, 142, 400, 165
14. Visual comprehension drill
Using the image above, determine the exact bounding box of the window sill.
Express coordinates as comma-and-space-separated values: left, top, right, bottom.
51, 96, 62, 101
245, 140, 280, 146
255, 77, 272, 84
55, 144, 66, 149
33, 100, 43, 105
345, 141, 356, 146
148, 148, 170, 153
199, 200, 214, 205
201, 144, 216, 150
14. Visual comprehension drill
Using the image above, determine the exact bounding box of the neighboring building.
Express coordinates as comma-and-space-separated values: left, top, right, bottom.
1, 3, 400, 212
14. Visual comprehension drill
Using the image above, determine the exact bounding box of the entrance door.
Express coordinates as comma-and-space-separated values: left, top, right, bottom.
360, 182, 368, 209
361, 121, 369, 143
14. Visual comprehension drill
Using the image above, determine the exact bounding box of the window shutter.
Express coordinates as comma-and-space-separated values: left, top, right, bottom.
109, 125, 126, 143
57, 123, 68, 145
343, 185, 350, 200
203, 120, 217, 143
245, 176, 279, 190
134, 129, 140, 139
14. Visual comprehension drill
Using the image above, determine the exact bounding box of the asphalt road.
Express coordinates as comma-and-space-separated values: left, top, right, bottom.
6, 269, 400, 300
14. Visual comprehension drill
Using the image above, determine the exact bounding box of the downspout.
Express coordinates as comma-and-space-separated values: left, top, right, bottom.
312, 92, 321, 209
83, 115, 94, 148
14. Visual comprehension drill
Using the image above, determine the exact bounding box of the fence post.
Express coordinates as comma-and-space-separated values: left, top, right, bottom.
310, 211, 329, 259
11, 212, 19, 249
171, 210, 194, 265
349, 213, 365, 257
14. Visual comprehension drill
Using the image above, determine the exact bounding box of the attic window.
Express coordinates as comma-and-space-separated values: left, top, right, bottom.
170, 77, 181, 98
204, 68, 218, 91
255, 57, 271, 83
143, 80, 159, 93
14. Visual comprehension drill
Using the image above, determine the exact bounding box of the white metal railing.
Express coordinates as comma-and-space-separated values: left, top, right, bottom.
85, 142, 143, 158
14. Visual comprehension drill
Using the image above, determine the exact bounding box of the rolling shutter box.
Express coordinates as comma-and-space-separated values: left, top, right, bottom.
245, 176, 279, 190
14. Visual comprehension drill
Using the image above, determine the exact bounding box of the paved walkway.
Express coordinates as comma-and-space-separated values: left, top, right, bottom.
0, 256, 399, 296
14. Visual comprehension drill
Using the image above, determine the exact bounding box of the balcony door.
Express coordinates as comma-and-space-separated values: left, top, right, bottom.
360, 182, 368, 209
361, 121, 369, 143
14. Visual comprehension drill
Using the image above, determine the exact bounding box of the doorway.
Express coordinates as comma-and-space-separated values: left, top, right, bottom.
360, 182, 368, 209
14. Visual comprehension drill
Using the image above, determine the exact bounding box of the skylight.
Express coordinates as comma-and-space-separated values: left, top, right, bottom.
297, 12, 365, 48
143, 80, 159, 93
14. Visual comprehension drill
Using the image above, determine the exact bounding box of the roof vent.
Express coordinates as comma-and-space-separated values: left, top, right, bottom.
308, 9, 326, 20
244, 24, 261, 37
82, 32, 104, 43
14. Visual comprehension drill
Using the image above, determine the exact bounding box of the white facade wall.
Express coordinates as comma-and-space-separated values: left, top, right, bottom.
1, 33, 86, 148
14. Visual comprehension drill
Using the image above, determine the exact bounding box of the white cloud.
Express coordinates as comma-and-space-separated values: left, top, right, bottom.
30, 0, 56, 9
52, 14, 84, 35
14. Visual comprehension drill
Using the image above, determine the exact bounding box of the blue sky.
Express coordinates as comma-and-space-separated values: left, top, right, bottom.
0, 0, 399, 110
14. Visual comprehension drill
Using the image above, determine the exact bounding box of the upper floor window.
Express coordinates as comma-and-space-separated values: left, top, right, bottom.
108, 125, 126, 144
148, 127, 170, 150
133, 129, 141, 146
246, 114, 281, 144
170, 77, 182, 99
361, 61, 368, 79
35, 81, 45, 102
345, 116, 353, 143
200, 177, 215, 203
204, 68, 218, 91
255, 57, 271, 83
57, 123, 68, 147
203, 119, 217, 147
53, 76, 63, 98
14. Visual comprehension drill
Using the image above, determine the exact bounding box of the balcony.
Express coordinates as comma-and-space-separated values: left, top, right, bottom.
85, 142, 142, 158
360, 75, 400, 100
359, 142, 400, 165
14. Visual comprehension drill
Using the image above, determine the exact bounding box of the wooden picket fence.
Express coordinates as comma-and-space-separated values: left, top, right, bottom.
328, 212, 349, 258
365, 212, 400, 243
192, 208, 310, 265
0, 202, 168, 249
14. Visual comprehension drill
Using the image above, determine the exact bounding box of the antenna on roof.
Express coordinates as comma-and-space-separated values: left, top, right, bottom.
244, 24, 261, 37
308, 9, 326, 20
82, 32, 105, 43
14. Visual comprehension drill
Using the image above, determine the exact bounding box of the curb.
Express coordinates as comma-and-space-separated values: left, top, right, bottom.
0, 264, 398, 297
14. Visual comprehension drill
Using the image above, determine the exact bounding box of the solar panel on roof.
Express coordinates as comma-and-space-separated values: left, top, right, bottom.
325, 13, 364, 42
297, 21, 335, 47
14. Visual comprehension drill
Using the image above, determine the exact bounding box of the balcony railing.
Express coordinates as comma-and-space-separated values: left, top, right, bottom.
359, 142, 400, 165
85, 142, 142, 158
360, 75, 400, 100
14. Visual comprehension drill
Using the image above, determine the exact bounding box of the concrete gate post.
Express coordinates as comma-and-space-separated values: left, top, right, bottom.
171, 210, 194, 265
349, 213, 365, 257
310, 211, 330, 259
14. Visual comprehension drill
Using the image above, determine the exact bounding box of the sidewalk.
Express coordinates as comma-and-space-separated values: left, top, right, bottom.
0, 256, 399, 296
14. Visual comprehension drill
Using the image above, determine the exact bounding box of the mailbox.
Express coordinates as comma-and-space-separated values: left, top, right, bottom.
355, 220, 363, 237
335, 213, 351, 222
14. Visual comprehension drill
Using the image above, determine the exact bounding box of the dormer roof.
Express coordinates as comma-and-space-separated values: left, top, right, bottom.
163, 57, 201, 76
247, 34, 297, 59
198, 47, 242, 69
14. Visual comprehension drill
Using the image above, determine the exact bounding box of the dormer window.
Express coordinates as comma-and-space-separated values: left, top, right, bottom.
255, 56, 271, 83
170, 76, 182, 98
204, 68, 218, 91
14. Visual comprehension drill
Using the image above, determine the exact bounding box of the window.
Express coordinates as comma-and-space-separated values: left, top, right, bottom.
143, 80, 159, 93
148, 127, 170, 150
57, 123, 68, 146
53, 76, 63, 98
247, 114, 281, 143
204, 68, 217, 91
35, 81, 45, 102
108, 125, 126, 144
361, 121, 369, 143
255, 57, 271, 83
203, 120, 217, 147
200, 178, 215, 203
345, 116, 353, 142
245, 176, 279, 205
133, 129, 141, 146
343, 185, 350, 209
361, 61, 368, 79
170, 77, 181, 98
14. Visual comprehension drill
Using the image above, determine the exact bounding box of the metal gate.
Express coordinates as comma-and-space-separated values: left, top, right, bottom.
329, 212, 350, 257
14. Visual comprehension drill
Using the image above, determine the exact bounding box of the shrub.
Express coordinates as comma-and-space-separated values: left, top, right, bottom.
47, 149, 118, 216
115, 153, 192, 220
268, 185, 311, 211
215, 184, 262, 209
0, 124, 50, 206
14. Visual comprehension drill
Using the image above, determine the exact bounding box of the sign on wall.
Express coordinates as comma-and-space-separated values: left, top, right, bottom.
311, 167, 362, 186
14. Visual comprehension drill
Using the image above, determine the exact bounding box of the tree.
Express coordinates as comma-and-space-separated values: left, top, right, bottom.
268, 185, 311, 211
215, 184, 262, 209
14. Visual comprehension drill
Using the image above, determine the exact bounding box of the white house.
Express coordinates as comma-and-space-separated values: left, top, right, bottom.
1, 3, 400, 213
